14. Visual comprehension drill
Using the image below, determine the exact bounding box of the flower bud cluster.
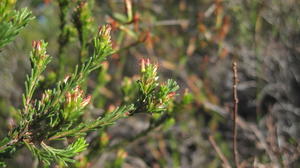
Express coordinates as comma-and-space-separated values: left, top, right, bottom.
30, 40, 50, 69
136, 59, 179, 114
65, 86, 91, 110
139, 58, 159, 95
98, 25, 112, 43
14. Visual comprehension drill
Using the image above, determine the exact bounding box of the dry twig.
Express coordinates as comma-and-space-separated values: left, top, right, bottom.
232, 61, 239, 168
209, 135, 231, 168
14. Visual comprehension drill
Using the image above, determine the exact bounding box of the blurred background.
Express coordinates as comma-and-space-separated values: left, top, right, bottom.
0, 0, 300, 167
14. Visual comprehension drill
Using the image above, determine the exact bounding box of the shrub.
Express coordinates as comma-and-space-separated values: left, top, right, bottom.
0, 1, 180, 167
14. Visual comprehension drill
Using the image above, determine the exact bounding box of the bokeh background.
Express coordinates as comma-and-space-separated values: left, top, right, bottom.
0, 0, 300, 167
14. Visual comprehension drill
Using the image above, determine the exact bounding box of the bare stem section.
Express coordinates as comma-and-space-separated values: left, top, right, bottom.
232, 61, 239, 168
209, 136, 231, 168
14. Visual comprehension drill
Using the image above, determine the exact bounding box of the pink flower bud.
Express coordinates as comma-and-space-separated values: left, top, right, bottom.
36, 41, 41, 51
74, 86, 83, 98
32, 41, 36, 48
145, 58, 150, 66
32, 40, 42, 51
167, 92, 176, 99
66, 92, 72, 104
81, 95, 92, 107
98, 25, 112, 41
140, 58, 146, 72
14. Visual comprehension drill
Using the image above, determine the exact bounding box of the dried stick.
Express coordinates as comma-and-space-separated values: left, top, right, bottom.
232, 61, 239, 168
209, 135, 231, 168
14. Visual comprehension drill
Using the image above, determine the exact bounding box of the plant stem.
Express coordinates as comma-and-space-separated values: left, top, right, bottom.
232, 61, 239, 168
57, 0, 69, 79
106, 113, 169, 152
208, 135, 231, 168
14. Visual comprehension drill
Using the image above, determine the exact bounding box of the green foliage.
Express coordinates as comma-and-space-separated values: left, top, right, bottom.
135, 59, 179, 114
0, 5, 179, 166
49, 104, 135, 140
73, 0, 95, 60
0, 0, 34, 49
0, 25, 117, 167
25, 138, 88, 166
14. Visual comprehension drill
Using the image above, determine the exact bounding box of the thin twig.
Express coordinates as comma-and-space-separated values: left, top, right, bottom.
209, 135, 231, 168
87, 113, 171, 161
106, 113, 170, 152
232, 61, 239, 168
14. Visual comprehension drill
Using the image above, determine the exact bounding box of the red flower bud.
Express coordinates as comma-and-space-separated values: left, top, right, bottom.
140, 58, 146, 72
81, 95, 92, 107
167, 92, 176, 99
33, 40, 41, 51
98, 25, 112, 41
